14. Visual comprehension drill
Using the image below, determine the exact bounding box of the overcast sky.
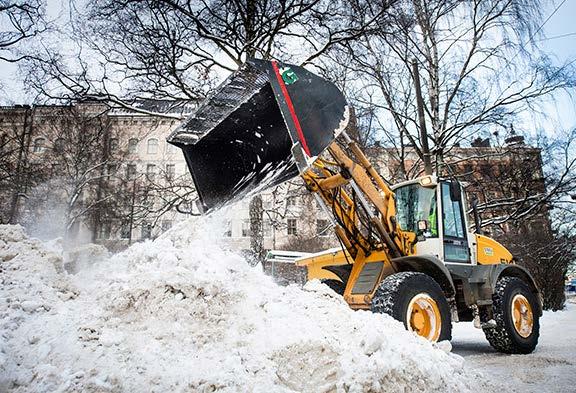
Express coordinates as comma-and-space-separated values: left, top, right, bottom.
536, 0, 576, 132
1, 0, 575, 134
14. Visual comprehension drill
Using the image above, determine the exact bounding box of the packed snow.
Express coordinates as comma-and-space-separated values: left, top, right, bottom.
2, 221, 498, 392
452, 302, 576, 392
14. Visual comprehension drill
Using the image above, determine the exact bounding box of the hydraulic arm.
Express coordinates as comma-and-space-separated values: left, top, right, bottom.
302, 136, 416, 261
300, 134, 416, 301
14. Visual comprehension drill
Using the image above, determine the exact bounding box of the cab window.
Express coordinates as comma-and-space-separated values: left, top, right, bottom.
441, 182, 469, 262
395, 184, 438, 237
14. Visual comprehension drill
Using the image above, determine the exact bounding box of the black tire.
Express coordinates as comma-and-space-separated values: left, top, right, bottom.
483, 276, 540, 354
320, 279, 345, 296
371, 272, 452, 342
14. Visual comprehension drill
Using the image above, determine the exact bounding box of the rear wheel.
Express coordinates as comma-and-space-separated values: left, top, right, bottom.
483, 276, 540, 354
371, 272, 452, 342
320, 279, 345, 296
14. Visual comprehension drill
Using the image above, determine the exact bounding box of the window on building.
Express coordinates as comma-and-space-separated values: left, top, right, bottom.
120, 222, 131, 239
146, 164, 156, 181
242, 219, 251, 237
51, 163, 62, 175
30, 163, 42, 175
317, 219, 330, 237
287, 196, 297, 207
128, 138, 139, 153
262, 198, 272, 209
109, 138, 119, 152
33, 137, 45, 153
141, 222, 152, 239
147, 138, 159, 154
166, 164, 176, 180
161, 220, 172, 232
263, 220, 272, 238
54, 138, 65, 153
126, 163, 137, 180
223, 221, 232, 237
97, 223, 111, 239
107, 164, 117, 178
287, 218, 297, 235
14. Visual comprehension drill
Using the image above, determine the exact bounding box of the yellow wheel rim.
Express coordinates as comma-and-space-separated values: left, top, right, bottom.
511, 294, 533, 338
406, 294, 441, 342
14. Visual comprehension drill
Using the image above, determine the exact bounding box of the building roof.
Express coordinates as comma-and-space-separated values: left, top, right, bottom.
108, 99, 197, 117
0, 99, 198, 118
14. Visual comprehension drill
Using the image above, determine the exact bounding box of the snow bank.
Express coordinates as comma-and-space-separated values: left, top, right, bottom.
1, 222, 490, 392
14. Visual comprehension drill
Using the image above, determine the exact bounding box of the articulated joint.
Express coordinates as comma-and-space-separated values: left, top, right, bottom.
340, 167, 352, 180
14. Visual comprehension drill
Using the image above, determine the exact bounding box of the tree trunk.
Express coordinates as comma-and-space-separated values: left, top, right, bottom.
249, 195, 264, 265
8, 106, 32, 223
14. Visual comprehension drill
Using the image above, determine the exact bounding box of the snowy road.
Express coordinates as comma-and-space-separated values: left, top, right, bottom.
452, 303, 576, 393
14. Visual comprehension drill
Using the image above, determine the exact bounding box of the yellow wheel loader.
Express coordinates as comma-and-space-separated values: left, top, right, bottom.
168, 59, 542, 354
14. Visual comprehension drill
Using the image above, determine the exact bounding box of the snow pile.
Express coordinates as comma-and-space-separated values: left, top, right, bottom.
1, 222, 490, 392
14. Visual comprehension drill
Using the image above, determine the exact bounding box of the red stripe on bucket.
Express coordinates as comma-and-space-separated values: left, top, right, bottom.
270, 60, 311, 157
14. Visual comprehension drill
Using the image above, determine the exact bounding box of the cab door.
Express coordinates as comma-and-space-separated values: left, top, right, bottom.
440, 182, 471, 263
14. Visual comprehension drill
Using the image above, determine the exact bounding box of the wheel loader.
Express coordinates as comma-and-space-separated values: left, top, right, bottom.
167, 58, 542, 354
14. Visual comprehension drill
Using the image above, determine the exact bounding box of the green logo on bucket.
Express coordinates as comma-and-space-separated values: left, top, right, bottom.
281, 67, 298, 85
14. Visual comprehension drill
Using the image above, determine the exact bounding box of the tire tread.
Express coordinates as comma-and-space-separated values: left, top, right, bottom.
483, 276, 540, 354
371, 272, 452, 342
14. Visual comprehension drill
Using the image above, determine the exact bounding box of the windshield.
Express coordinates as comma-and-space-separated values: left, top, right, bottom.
394, 184, 438, 237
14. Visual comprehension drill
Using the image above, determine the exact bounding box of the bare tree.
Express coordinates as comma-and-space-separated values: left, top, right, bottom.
0, 0, 48, 63
446, 128, 576, 232
336, 0, 574, 171
17, 104, 133, 243
23, 0, 393, 114
0, 105, 46, 224
18, 0, 399, 255
500, 218, 576, 311
118, 164, 197, 242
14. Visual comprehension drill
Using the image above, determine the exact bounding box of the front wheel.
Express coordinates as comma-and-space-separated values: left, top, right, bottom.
371, 272, 452, 342
483, 276, 540, 354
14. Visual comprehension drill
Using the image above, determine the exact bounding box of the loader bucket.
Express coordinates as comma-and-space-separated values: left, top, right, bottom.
167, 58, 349, 213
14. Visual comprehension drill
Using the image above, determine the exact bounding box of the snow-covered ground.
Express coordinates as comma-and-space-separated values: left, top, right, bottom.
452, 303, 576, 393
0, 222, 490, 392
0, 220, 572, 392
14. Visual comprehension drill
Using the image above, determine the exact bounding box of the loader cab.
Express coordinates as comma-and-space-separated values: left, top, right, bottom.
393, 176, 472, 264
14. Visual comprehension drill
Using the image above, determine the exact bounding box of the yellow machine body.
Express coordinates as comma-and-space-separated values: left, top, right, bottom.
296, 172, 516, 310
475, 234, 513, 265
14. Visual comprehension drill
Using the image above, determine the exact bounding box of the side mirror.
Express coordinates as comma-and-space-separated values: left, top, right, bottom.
417, 220, 429, 231
449, 181, 462, 202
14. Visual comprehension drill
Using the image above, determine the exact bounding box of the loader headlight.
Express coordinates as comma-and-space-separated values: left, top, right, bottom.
419, 176, 434, 187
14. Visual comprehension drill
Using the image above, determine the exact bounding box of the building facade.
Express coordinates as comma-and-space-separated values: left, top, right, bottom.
0, 102, 550, 256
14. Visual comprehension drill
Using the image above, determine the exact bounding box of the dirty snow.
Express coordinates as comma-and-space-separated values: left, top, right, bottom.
0, 221, 495, 392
